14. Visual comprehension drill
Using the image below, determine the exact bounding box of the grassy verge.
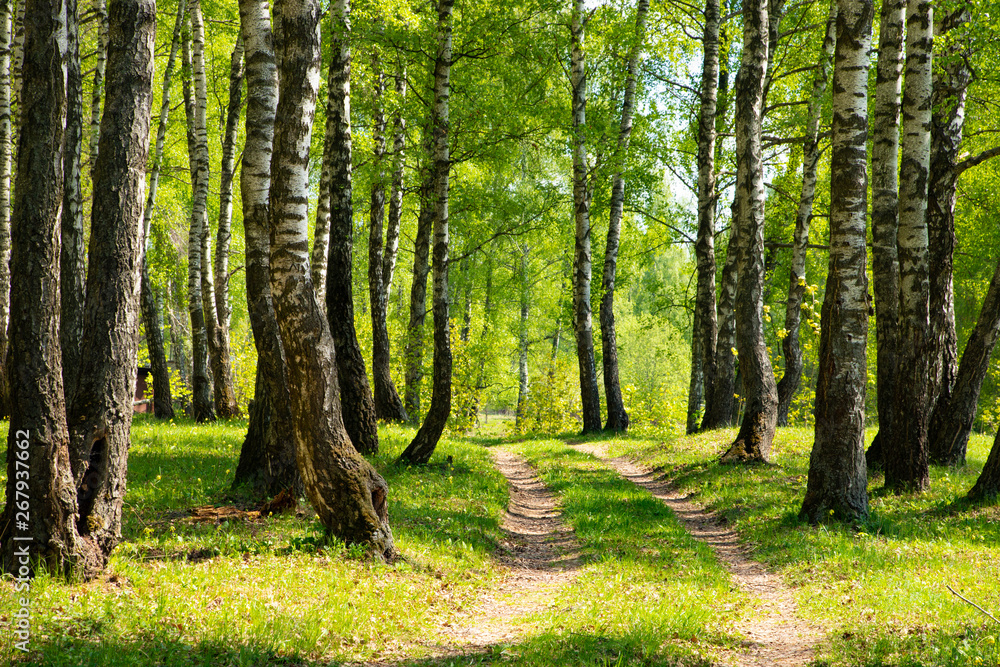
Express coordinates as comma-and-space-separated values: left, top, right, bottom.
498, 438, 747, 666
0, 417, 509, 666
609, 426, 1000, 667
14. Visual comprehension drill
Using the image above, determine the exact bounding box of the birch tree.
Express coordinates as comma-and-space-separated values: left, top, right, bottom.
775, 0, 836, 425
929, 258, 1000, 468
368, 52, 409, 423
800, 0, 873, 523
213, 34, 246, 419
885, 0, 933, 493
0, 0, 12, 418
183, 5, 215, 422
925, 7, 971, 466
323, 0, 379, 455
865, 0, 905, 467
60, 0, 86, 399
721, 0, 777, 463
690, 0, 722, 432
87, 0, 108, 174
600, 0, 649, 433
232, 0, 299, 497
1, 0, 155, 578
139, 0, 185, 420
398, 0, 455, 465
267, 0, 394, 554
570, 0, 602, 434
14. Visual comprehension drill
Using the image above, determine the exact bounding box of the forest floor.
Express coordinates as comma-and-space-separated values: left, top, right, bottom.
1, 419, 1000, 667
570, 441, 821, 667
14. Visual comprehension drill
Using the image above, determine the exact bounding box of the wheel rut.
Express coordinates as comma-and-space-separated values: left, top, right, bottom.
362, 446, 581, 665
570, 442, 823, 667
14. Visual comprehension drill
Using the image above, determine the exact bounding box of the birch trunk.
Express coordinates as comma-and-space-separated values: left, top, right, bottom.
799, 0, 872, 523
403, 171, 433, 420
865, 0, 905, 468
368, 50, 407, 422
233, 0, 299, 497
60, 0, 85, 400
268, 0, 393, 555
930, 259, 1000, 469
601, 0, 648, 433
570, 0, 602, 434
686, 307, 704, 434
516, 246, 530, 431
323, 0, 379, 455
1, 0, 155, 579
775, 0, 836, 425
182, 11, 215, 422
721, 0, 776, 463
969, 427, 1000, 502
213, 35, 245, 415
691, 0, 721, 430
0, 0, 12, 418
398, 0, 454, 465
925, 8, 970, 465
67, 0, 155, 562
385, 65, 406, 297
87, 0, 108, 176
139, 0, 184, 421
885, 0, 933, 493
703, 215, 739, 429
190, 0, 239, 418
0, 0, 86, 577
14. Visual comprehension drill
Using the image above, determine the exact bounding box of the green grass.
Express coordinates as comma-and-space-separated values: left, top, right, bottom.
609, 426, 1000, 667
0, 417, 510, 666
496, 438, 747, 666
3, 416, 1000, 666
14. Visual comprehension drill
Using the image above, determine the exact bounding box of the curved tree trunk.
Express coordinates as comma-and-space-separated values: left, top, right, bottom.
60, 0, 85, 402
799, 0, 872, 523
398, 0, 454, 465
885, 0, 933, 493
865, 0, 905, 469
929, 258, 1000, 467
182, 9, 214, 422
233, 0, 299, 498
570, 0, 602, 434
67, 0, 155, 563
721, 0, 776, 463
323, 0, 379, 455
925, 7, 970, 465
0, 0, 12, 419
691, 0, 721, 431
776, 0, 836, 425
267, 0, 394, 556
601, 0, 648, 433
138, 0, 184, 421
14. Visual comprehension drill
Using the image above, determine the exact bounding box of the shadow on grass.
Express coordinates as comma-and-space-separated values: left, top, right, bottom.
11, 630, 717, 667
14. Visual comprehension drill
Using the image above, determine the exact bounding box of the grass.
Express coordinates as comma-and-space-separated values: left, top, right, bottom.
0, 416, 510, 666
609, 426, 1000, 667
2, 416, 1000, 665
498, 438, 746, 666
